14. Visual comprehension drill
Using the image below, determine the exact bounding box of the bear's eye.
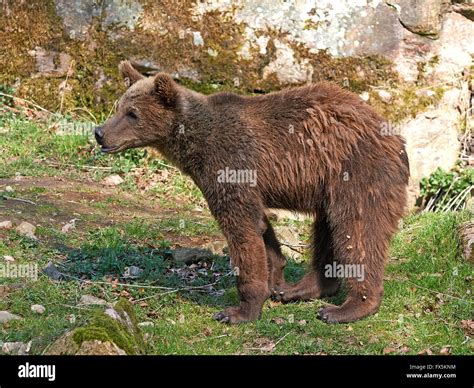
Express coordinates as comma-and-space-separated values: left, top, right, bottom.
127, 111, 138, 120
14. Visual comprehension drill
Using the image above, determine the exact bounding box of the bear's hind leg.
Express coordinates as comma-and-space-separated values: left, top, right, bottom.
317, 203, 391, 324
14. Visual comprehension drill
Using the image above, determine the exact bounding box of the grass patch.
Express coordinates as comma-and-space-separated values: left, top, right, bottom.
1, 210, 472, 355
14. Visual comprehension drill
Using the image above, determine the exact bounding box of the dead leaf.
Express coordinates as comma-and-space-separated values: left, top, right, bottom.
418, 348, 433, 355
461, 320, 474, 336
271, 317, 285, 325
383, 347, 396, 354
439, 346, 451, 355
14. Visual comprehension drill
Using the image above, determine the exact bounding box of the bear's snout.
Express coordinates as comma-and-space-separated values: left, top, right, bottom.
94, 126, 104, 145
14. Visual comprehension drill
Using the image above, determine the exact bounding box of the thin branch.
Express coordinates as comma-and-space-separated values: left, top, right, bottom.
0, 92, 52, 113
60, 273, 174, 290
1, 195, 37, 205
59, 59, 75, 114
134, 270, 235, 303
407, 281, 473, 304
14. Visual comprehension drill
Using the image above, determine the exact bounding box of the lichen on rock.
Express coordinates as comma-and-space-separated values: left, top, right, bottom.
47, 298, 145, 355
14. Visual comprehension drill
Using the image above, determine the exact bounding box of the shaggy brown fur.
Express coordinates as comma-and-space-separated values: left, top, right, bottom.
95, 61, 409, 324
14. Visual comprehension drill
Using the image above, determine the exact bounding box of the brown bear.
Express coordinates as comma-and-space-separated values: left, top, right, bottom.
94, 61, 409, 324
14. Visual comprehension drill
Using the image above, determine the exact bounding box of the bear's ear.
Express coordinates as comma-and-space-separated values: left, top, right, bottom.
154, 73, 178, 106
119, 60, 144, 86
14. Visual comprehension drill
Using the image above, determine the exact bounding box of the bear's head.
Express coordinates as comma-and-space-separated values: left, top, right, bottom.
94, 61, 180, 154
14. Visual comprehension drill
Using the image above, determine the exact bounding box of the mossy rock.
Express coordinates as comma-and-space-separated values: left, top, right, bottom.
47, 298, 145, 355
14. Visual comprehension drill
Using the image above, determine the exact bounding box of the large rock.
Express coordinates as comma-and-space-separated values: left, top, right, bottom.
28, 47, 72, 77
47, 299, 145, 355
54, 0, 143, 40
274, 225, 306, 261
265, 209, 310, 222
401, 86, 468, 205
394, 0, 444, 38
431, 12, 474, 83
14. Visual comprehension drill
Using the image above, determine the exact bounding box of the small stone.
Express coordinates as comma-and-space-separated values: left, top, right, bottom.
138, 321, 154, 328
0, 311, 22, 323
61, 219, 78, 234
79, 294, 108, 306
376, 89, 392, 103
207, 48, 218, 57
271, 317, 285, 325
3, 255, 15, 262
287, 314, 295, 324
103, 174, 124, 186
383, 347, 396, 355
15, 222, 37, 239
171, 248, 212, 264
5, 186, 14, 193
2, 341, 31, 355
43, 261, 63, 280
458, 221, 474, 263
359, 92, 370, 101
67, 314, 76, 324
192, 31, 204, 46
31, 304, 46, 315
0, 220, 13, 229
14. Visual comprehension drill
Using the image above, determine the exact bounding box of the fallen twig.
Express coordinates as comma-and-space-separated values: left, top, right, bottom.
134, 270, 235, 303
191, 334, 229, 343
1, 195, 37, 205
61, 273, 174, 290
408, 281, 472, 304
0, 92, 52, 113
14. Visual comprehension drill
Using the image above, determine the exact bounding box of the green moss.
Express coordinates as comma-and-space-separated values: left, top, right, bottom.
369, 86, 444, 124
290, 43, 399, 93
72, 299, 145, 355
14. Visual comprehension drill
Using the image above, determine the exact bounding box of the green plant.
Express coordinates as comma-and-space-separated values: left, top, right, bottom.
419, 164, 474, 212
0, 84, 15, 107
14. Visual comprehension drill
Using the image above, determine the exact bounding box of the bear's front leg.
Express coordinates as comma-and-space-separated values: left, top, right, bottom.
213, 222, 271, 324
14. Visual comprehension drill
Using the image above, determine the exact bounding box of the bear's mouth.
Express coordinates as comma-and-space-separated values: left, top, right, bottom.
101, 145, 124, 154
